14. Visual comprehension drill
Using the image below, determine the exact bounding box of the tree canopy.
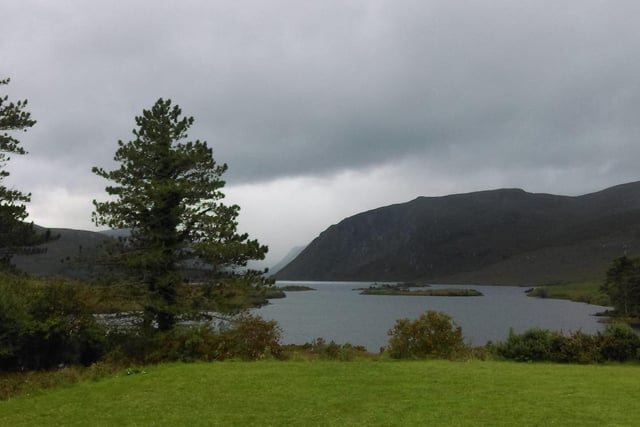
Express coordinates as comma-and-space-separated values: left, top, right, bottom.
601, 256, 640, 317
0, 78, 38, 265
92, 98, 268, 330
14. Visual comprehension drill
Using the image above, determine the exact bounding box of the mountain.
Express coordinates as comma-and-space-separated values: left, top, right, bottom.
12, 227, 245, 280
275, 182, 640, 284
11, 226, 111, 278
98, 228, 130, 238
269, 245, 306, 276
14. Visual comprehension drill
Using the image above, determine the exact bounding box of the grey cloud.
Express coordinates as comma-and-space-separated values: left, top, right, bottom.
3, 0, 640, 191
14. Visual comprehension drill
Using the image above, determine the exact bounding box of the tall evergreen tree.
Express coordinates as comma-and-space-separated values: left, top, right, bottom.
0, 78, 37, 265
601, 256, 640, 317
92, 98, 268, 330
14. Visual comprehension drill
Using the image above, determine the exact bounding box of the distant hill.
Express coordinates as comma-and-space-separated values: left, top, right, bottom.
11, 227, 207, 280
275, 182, 640, 284
269, 245, 306, 276
11, 226, 111, 278
11, 227, 236, 280
98, 228, 130, 238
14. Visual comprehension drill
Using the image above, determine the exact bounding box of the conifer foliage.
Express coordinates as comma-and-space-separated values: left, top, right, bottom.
92, 99, 268, 330
601, 256, 640, 317
0, 78, 37, 264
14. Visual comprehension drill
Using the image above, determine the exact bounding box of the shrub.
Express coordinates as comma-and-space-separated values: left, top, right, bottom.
597, 323, 640, 362
0, 276, 107, 371
216, 314, 283, 360
106, 314, 283, 363
28, 280, 107, 368
0, 291, 31, 370
549, 330, 600, 364
493, 325, 640, 363
494, 328, 600, 363
0, 270, 283, 369
494, 328, 557, 362
387, 311, 465, 359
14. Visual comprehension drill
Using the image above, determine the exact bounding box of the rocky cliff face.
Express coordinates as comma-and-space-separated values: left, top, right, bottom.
275, 182, 640, 283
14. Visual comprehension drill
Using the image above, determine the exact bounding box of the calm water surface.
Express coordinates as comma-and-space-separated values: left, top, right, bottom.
255, 281, 610, 351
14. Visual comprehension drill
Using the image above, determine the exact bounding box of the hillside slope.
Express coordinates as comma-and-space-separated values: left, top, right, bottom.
269, 245, 306, 276
11, 227, 111, 278
276, 182, 640, 284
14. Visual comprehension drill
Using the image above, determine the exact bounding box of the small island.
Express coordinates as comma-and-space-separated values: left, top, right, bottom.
358, 283, 483, 297
278, 285, 316, 292
265, 285, 316, 299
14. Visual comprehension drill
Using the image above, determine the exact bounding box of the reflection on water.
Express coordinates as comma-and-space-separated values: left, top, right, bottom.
255, 281, 610, 351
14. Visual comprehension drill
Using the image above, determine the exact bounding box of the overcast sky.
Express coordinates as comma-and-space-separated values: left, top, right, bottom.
3, 1, 640, 266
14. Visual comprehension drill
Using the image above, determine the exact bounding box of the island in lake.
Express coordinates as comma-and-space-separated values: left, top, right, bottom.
263, 285, 316, 300
278, 285, 316, 292
357, 283, 483, 297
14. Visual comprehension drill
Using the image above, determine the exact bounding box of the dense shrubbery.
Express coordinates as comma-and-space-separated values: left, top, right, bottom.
387, 311, 465, 359
0, 272, 283, 372
106, 315, 283, 364
385, 310, 640, 363
493, 328, 593, 363
493, 324, 640, 363
0, 274, 107, 371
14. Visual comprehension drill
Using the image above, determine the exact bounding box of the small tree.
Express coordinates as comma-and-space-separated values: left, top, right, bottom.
601, 256, 640, 317
387, 310, 465, 359
92, 98, 269, 330
0, 78, 38, 265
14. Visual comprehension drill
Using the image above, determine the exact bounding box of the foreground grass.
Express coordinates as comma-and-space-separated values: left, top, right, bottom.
1, 360, 639, 426
527, 280, 611, 306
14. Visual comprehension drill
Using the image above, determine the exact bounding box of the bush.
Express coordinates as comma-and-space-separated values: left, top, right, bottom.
106, 314, 283, 364
549, 330, 600, 364
495, 329, 601, 363
108, 325, 223, 364
0, 278, 31, 366
0, 276, 107, 371
597, 323, 640, 362
493, 325, 640, 363
216, 314, 283, 360
0, 271, 283, 370
494, 328, 556, 362
387, 311, 465, 359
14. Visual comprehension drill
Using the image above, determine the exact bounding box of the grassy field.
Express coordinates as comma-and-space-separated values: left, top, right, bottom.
527, 280, 611, 306
1, 360, 639, 426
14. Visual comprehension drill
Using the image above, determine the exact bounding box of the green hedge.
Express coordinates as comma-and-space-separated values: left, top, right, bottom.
493, 324, 640, 363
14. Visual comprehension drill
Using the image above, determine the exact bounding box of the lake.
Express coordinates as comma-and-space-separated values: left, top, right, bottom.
254, 281, 610, 351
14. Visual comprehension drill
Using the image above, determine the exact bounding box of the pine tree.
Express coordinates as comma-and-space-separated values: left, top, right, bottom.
92, 98, 268, 330
601, 256, 640, 317
0, 78, 37, 265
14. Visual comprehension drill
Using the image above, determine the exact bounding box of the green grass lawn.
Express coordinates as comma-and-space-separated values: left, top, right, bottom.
1, 360, 639, 426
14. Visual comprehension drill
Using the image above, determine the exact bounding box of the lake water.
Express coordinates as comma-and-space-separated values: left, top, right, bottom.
254, 281, 610, 351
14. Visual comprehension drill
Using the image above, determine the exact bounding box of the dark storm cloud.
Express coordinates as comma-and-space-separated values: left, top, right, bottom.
5, 0, 640, 263
189, 0, 640, 185
3, 0, 640, 188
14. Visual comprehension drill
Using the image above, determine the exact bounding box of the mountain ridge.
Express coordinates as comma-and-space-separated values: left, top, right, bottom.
11, 227, 111, 278
275, 182, 640, 284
